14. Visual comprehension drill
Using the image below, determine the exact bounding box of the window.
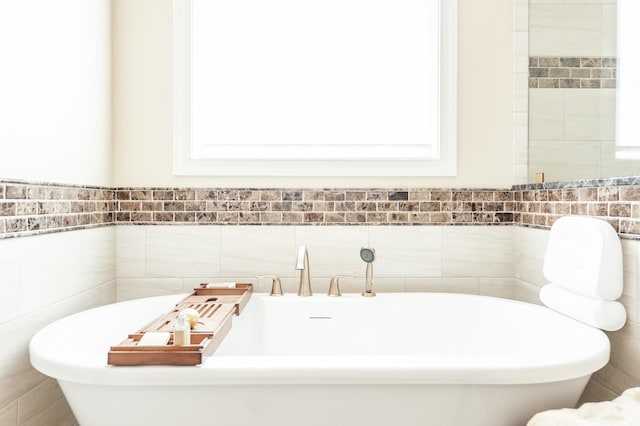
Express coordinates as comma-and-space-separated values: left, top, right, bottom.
617, 0, 640, 160
173, 0, 456, 176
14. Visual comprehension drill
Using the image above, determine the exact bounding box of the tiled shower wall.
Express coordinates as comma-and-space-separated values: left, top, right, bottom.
512, 0, 529, 185
526, 0, 637, 182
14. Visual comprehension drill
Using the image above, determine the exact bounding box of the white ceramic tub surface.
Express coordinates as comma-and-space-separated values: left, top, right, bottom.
30, 293, 610, 426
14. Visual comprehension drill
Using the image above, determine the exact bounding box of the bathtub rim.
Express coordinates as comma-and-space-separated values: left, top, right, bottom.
29, 292, 611, 387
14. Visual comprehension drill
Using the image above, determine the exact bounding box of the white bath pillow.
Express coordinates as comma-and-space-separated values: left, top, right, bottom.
540, 284, 626, 331
543, 216, 623, 301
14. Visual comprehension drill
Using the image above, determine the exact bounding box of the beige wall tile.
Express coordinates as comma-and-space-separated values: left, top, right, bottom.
100, 280, 117, 305
513, 164, 529, 186
515, 226, 549, 286
564, 89, 616, 141
601, 4, 617, 56
513, 279, 543, 305
294, 226, 369, 278
529, 140, 601, 182
20, 232, 81, 314
600, 141, 640, 178
593, 320, 640, 396
0, 401, 17, 426
79, 227, 115, 291
115, 225, 146, 278
0, 237, 22, 324
621, 239, 637, 323
442, 226, 515, 277
221, 226, 295, 278
529, 4, 612, 57
406, 277, 479, 294
116, 278, 184, 302
518, 256, 549, 287
146, 226, 221, 277
17, 378, 75, 426
579, 379, 618, 405
513, 0, 529, 31
368, 227, 442, 277
0, 221, 114, 425
513, 72, 529, 114
513, 112, 529, 164
479, 278, 516, 299
0, 288, 101, 410
339, 277, 405, 294
529, 90, 565, 141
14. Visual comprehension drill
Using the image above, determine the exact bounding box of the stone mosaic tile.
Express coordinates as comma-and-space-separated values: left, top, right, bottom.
0, 179, 115, 239
4, 177, 640, 240
112, 188, 516, 228
529, 56, 616, 89
513, 180, 640, 238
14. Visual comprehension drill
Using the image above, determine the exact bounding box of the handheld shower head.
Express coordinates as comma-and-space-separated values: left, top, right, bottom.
360, 247, 376, 297
360, 247, 375, 263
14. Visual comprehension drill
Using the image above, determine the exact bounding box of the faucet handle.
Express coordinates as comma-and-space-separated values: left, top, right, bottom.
256, 275, 284, 296
328, 275, 355, 297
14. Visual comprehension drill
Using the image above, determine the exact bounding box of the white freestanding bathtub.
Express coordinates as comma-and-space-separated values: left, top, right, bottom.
30, 292, 610, 426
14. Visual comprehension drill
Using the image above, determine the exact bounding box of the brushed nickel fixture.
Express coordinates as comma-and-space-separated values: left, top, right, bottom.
360, 247, 376, 297
296, 245, 312, 296
328, 275, 354, 297
256, 275, 283, 296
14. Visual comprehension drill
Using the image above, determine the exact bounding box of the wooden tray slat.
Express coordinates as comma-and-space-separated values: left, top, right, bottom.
107, 283, 252, 366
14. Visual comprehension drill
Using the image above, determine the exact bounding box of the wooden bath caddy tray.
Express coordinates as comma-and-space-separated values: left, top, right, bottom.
108, 283, 252, 366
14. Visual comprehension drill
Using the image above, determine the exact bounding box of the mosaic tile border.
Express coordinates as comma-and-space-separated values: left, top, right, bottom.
513, 176, 640, 238
529, 56, 616, 89
0, 180, 115, 238
514, 175, 640, 191
514, 185, 640, 238
4, 178, 640, 240
114, 188, 514, 226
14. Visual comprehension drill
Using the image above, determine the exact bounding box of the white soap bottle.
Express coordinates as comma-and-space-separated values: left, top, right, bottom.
173, 313, 191, 346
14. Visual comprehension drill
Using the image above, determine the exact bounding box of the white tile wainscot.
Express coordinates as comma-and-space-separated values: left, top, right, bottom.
0, 227, 116, 425
115, 225, 516, 301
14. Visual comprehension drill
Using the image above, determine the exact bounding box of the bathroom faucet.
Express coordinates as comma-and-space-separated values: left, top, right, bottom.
256, 275, 283, 296
328, 275, 355, 297
296, 245, 312, 296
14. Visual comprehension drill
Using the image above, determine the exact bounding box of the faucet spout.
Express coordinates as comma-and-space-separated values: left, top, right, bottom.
296, 245, 312, 296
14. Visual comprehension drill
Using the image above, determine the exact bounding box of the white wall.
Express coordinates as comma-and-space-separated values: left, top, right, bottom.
113, 0, 514, 188
0, 0, 113, 187
0, 1, 114, 424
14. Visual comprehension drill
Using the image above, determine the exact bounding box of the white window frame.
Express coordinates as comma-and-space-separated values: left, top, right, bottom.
173, 0, 457, 176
